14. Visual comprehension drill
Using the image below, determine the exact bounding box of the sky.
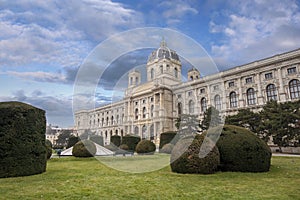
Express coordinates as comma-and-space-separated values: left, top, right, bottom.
0, 0, 300, 127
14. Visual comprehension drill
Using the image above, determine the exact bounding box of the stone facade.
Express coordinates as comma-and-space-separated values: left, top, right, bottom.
75, 40, 300, 145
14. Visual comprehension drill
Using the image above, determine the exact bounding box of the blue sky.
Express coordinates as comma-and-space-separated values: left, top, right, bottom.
1, 0, 300, 127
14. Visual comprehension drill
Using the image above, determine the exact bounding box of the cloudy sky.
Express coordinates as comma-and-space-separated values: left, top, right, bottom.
1, 0, 300, 127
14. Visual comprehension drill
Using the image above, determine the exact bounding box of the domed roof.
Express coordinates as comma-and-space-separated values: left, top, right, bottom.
148, 39, 180, 63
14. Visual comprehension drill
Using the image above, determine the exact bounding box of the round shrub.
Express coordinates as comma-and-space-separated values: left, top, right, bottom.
119, 144, 129, 150
121, 135, 141, 152
90, 135, 104, 146
0, 101, 47, 178
110, 135, 121, 147
160, 143, 174, 154
115, 144, 130, 155
45, 139, 53, 159
159, 131, 178, 149
72, 140, 96, 157
170, 134, 220, 174
213, 125, 272, 172
136, 140, 156, 155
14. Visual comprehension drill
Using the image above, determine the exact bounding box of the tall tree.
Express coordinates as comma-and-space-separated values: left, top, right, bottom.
225, 109, 265, 140
177, 114, 199, 138
56, 130, 72, 147
199, 106, 222, 132
260, 100, 300, 149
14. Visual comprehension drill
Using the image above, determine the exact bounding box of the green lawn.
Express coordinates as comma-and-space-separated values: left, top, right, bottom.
0, 155, 299, 200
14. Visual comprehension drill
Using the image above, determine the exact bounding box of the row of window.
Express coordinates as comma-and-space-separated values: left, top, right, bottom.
150, 65, 179, 79
135, 105, 155, 120
179, 79, 300, 113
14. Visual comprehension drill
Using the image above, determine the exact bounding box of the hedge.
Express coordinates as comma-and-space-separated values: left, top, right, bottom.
159, 131, 178, 149
121, 135, 141, 152
110, 135, 121, 147
0, 101, 47, 178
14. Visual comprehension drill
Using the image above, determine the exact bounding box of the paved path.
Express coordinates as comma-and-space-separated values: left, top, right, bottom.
272, 153, 300, 157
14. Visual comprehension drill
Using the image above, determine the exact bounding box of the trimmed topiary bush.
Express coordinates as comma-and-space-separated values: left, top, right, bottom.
159, 131, 178, 149
212, 125, 272, 172
170, 134, 220, 174
160, 143, 174, 154
0, 101, 47, 178
72, 140, 96, 157
115, 144, 130, 155
136, 140, 156, 155
45, 139, 52, 159
121, 135, 141, 152
90, 135, 104, 146
110, 135, 121, 147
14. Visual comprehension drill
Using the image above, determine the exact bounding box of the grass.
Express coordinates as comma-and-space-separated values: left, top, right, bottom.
0, 155, 299, 200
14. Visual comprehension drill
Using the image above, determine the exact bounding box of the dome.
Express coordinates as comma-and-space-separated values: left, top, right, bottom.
148, 39, 180, 63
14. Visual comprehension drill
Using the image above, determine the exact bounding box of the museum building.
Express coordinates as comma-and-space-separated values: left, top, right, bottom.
75, 40, 300, 145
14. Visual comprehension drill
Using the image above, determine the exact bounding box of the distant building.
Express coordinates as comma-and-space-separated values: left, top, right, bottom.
75, 39, 300, 145
45, 124, 76, 146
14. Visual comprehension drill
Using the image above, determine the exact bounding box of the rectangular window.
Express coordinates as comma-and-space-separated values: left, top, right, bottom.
200, 88, 205, 94
177, 94, 182, 98
228, 81, 234, 87
188, 91, 193, 96
265, 72, 273, 79
245, 77, 253, 84
287, 67, 297, 74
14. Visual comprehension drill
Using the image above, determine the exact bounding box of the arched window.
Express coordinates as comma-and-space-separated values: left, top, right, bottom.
142, 125, 147, 139
135, 77, 139, 85
166, 64, 170, 71
266, 84, 277, 101
134, 126, 139, 135
105, 131, 107, 139
214, 95, 221, 110
151, 105, 154, 117
111, 116, 114, 125
174, 68, 178, 78
143, 107, 147, 118
178, 102, 182, 115
229, 92, 237, 108
289, 79, 300, 99
115, 129, 118, 135
121, 130, 124, 137
188, 100, 194, 113
106, 117, 109, 125
151, 68, 154, 79
130, 77, 133, 85
135, 108, 139, 120
201, 97, 207, 112
247, 88, 256, 105
150, 125, 154, 140
116, 115, 119, 124
160, 65, 163, 73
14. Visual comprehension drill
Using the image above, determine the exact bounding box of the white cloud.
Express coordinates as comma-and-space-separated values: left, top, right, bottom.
0, 0, 142, 68
209, 0, 300, 68
159, 0, 198, 25
6, 71, 67, 83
